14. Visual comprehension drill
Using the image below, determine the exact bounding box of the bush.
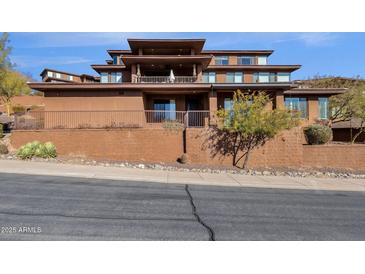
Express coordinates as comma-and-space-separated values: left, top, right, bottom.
0, 143, 8, 154
16, 141, 57, 159
0, 124, 3, 138
304, 124, 332, 145
11, 104, 26, 113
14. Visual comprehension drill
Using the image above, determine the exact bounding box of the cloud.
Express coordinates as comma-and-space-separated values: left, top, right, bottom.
296, 32, 338, 46
11, 55, 94, 68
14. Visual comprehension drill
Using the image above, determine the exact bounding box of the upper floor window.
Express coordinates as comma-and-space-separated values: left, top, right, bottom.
55, 73, 61, 79
215, 56, 229, 65
68, 75, 73, 81
253, 72, 270, 83
285, 97, 308, 118
237, 56, 254, 65
318, 97, 329, 120
226, 72, 243, 83
113, 56, 118, 65
257, 56, 267, 65
110, 72, 122, 83
47, 71, 53, 77
276, 72, 290, 82
203, 72, 216, 83
100, 72, 108, 83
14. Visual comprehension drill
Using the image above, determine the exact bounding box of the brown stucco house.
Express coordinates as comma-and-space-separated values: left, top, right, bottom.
27, 38, 345, 126
13, 38, 361, 170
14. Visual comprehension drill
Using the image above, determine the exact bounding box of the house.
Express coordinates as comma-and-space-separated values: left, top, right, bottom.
26, 38, 346, 129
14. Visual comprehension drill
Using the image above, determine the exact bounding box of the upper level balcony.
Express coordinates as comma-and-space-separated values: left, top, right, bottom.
136, 75, 198, 84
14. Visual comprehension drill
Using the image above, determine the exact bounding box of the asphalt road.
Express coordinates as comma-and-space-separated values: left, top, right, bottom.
0, 173, 364, 240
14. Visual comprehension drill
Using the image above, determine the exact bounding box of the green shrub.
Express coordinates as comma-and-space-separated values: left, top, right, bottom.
16, 141, 57, 159
304, 124, 332, 145
0, 143, 8, 154
0, 124, 3, 138
12, 104, 26, 113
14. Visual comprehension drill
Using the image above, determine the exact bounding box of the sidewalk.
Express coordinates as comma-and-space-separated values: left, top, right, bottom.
0, 159, 365, 192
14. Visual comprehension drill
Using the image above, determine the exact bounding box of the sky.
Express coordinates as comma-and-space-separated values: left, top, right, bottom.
5, 32, 365, 81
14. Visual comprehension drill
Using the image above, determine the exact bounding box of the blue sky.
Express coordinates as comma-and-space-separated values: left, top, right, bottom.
6, 32, 365, 81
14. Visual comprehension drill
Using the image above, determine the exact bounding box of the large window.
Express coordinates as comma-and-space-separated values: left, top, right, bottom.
253, 72, 270, 83
237, 56, 254, 65
215, 56, 229, 65
277, 72, 290, 82
257, 56, 268, 65
318, 97, 329, 120
153, 99, 176, 120
203, 72, 216, 83
110, 72, 122, 83
285, 97, 308, 118
226, 72, 243, 83
100, 72, 108, 83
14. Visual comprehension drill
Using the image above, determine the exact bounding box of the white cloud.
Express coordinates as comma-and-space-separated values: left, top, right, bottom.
11, 55, 94, 68
297, 32, 338, 46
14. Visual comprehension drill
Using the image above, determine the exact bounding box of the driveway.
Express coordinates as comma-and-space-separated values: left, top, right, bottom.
0, 173, 364, 240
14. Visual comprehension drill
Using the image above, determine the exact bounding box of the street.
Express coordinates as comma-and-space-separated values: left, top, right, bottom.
0, 172, 364, 240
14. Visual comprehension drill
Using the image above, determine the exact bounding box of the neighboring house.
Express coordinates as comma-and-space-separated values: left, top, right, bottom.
25, 38, 345, 129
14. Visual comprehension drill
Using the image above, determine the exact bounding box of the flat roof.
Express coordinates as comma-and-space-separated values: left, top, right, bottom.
127, 39, 206, 53
207, 65, 302, 72
202, 50, 274, 56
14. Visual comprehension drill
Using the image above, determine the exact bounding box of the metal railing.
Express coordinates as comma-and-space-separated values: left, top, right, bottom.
136, 76, 197, 84
14, 110, 213, 130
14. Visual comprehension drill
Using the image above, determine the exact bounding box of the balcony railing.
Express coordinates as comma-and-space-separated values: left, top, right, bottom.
136, 76, 197, 84
14, 110, 213, 130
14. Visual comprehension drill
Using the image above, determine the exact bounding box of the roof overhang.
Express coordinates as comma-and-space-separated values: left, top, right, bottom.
127, 39, 206, 54
107, 50, 132, 57
121, 55, 213, 69
212, 83, 298, 90
207, 65, 301, 72
202, 50, 274, 56
91, 64, 127, 73
284, 88, 347, 95
28, 82, 212, 92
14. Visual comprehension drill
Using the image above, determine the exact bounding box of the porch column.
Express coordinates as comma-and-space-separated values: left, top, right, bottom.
131, 64, 137, 83
193, 64, 197, 77
196, 64, 203, 82
209, 90, 217, 125
275, 90, 285, 109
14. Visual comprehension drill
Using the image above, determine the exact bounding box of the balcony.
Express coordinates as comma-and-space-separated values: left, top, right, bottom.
136, 76, 197, 84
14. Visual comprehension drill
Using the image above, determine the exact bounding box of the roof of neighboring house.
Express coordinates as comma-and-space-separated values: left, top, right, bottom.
332, 118, 364, 129
40, 68, 98, 80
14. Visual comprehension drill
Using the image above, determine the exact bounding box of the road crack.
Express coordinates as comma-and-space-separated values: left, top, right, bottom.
185, 184, 215, 241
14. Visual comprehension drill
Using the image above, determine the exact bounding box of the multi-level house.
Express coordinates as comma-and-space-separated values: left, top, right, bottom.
27, 38, 345, 129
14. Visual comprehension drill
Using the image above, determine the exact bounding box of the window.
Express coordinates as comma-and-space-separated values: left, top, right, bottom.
257, 56, 267, 65
100, 72, 109, 83
68, 75, 73, 81
237, 56, 254, 65
47, 71, 53, 77
55, 73, 61, 79
226, 72, 243, 83
277, 73, 290, 82
153, 99, 176, 121
318, 97, 329, 120
253, 72, 270, 83
110, 72, 122, 83
203, 72, 216, 83
224, 98, 233, 110
113, 56, 118, 65
285, 97, 308, 118
215, 56, 229, 65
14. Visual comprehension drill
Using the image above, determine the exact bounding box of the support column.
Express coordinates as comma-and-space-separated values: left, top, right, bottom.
275, 90, 285, 109
193, 64, 197, 77
196, 64, 203, 82
131, 64, 137, 83
209, 89, 217, 125
308, 96, 318, 122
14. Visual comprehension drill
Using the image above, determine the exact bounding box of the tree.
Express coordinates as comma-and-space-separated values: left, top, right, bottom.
0, 32, 12, 70
215, 90, 299, 169
0, 69, 31, 115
